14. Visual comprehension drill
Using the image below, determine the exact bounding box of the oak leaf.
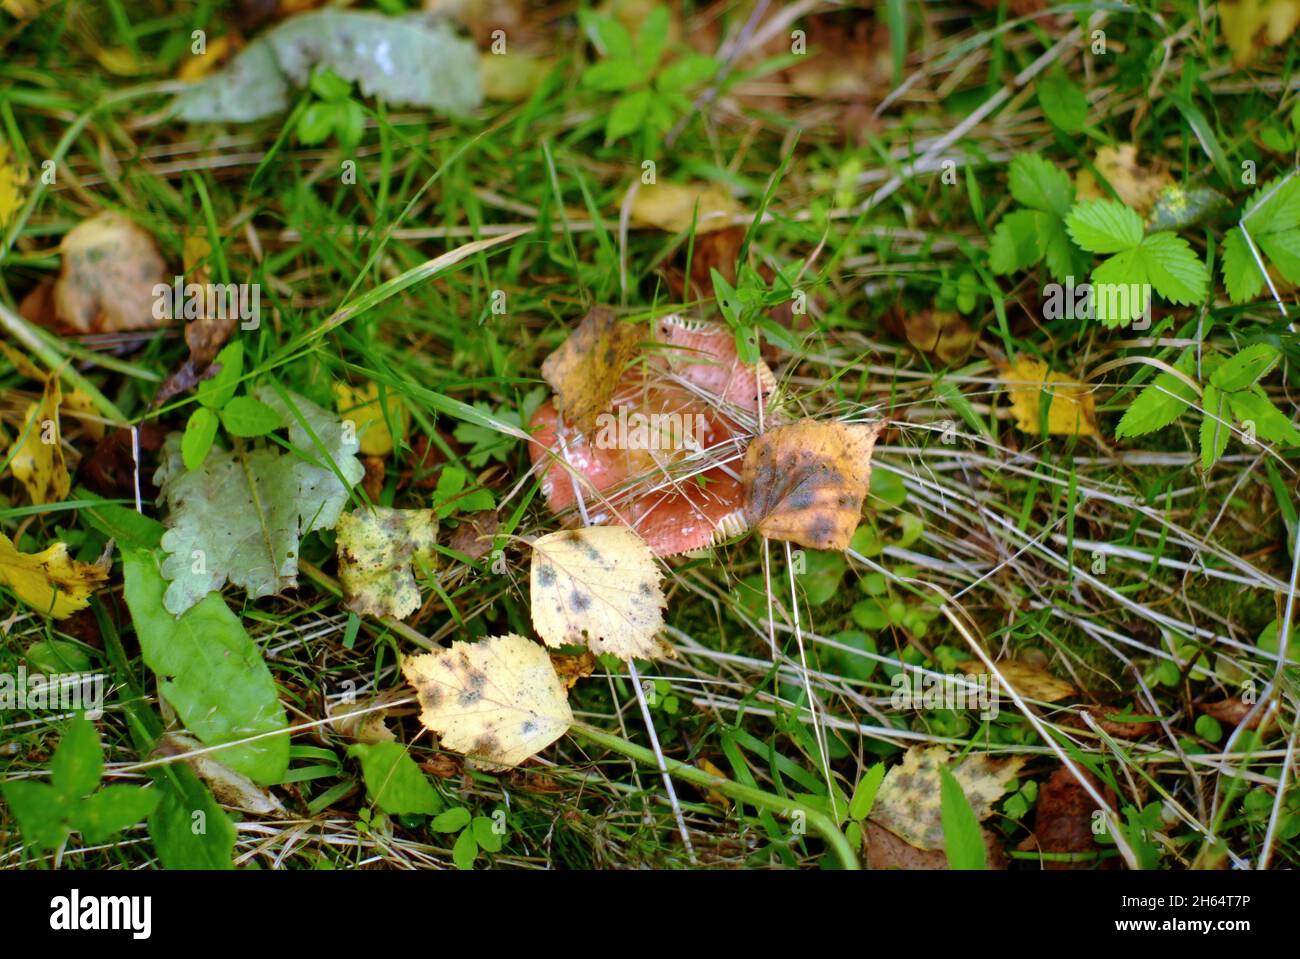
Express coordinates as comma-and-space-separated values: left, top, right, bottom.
741, 418, 883, 551
403, 633, 574, 769
530, 526, 666, 660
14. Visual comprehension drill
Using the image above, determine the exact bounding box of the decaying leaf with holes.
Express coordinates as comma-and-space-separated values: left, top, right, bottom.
335, 506, 438, 620
1003, 357, 1099, 438
960, 660, 1077, 703
870, 745, 1025, 850
541, 306, 641, 434
1, 343, 69, 505
53, 211, 168, 334
0, 531, 109, 619
403, 633, 574, 769
741, 419, 883, 552
530, 526, 666, 661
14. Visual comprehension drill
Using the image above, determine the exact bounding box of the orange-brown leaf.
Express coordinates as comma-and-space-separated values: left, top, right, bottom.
541, 306, 641, 434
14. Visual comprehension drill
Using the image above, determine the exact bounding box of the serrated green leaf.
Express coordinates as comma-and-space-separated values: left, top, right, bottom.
1115, 350, 1199, 438
1037, 72, 1088, 134
1067, 199, 1144, 254
1091, 248, 1150, 326
939, 764, 987, 870
181, 407, 219, 472
1200, 383, 1231, 470
636, 5, 670, 73
123, 548, 289, 784
583, 58, 645, 91
1008, 154, 1074, 217
989, 209, 1043, 274
1138, 231, 1209, 305
1227, 389, 1300, 447
348, 742, 443, 816
656, 54, 719, 93
1211, 343, 1279, 391
606, 89, 651, 143
1222, 227, 1265, 304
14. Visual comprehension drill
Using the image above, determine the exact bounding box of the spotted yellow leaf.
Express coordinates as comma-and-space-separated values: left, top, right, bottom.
530, 526, 666, 661
628, 181, 739, 234
0, 531, 109, 618
336, 506, 438, 620
871, 745, 1026, 850
403, 633, 574, 768
541, 306, 641, 434
333, 381, 407, 457
1003, 357, 1099, 438
959, 660, 1077, 703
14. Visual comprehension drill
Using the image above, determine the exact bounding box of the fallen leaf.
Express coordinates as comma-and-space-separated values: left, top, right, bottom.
870, 745, 1025, 850
899, 309, 977, 364
333, 381, 407, 456
866, 820, 1007, 870
1219, 0, 1300, 66
155, 385, 363, 615
326, 697, 397, 744
153, 733, 289, 817
3, 348, 70, 505
1199, 697, 1261, 729
741, 418, 884, 551
60, 389, 104, 442
696, 757, 732, 809
480, 51, 553, 101
335, 506, 439, 620
549, 649, 598, 691
541, 306, 642, 434
1016, 766, 1118, 870
530, 526, 666, 660
177, 33, 241, 82
403, 633, 574, 768
153, 232, 239, 406
629, 181, 739, 234
52, 211, 168, 334
1003, 356, 1099, 438
1075, 144, 1173, 218
0, 531, 109, 619
0, 143, 28, 228
76, 423, 164, 500
960, 659, 1077, 703
447, 510, 499, 561
174, 10, 481, 122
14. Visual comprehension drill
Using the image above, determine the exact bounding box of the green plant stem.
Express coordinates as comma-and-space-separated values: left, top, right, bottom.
571, 722, 861, 870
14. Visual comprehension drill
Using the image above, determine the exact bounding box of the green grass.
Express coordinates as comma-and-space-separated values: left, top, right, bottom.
1, 0, 1299, 870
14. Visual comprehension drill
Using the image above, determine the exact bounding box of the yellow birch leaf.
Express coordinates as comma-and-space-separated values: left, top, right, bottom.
403, 633, 574, 769
336, 506, 438, 620
1003, 357, 1098, 438
741, 419, 884, 552
0, 531, 108, 618
870, 745, 1026, 850
60, 389, 105, 441
530, 526, 666, 661
959, 660, 1077, 702
629, 181, 740, 234
333, 381, 406, 456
